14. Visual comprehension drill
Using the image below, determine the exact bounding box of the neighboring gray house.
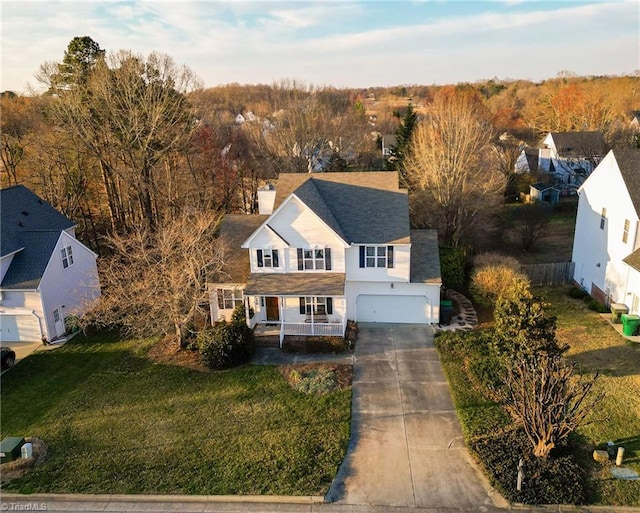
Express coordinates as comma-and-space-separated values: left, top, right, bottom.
0, 185, 100, 343
516, 131, 607, 191
209, 172, 442, 345
529, 183, 560, 204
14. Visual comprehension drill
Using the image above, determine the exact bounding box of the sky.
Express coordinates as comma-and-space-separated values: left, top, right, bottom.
1, 0, 638, 94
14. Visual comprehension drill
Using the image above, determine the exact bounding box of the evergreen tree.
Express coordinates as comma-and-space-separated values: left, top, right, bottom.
385, 103, 418, 185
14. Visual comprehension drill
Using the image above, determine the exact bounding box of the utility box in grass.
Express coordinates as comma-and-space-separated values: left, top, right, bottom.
610, 303, 629, 324
0, 436, 25, 463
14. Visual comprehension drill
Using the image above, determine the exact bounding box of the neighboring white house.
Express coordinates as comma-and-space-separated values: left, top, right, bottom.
0, 185, 101, 343
572, 149, 640, 308
516, 131, 607, 191
209, 172, 442, 345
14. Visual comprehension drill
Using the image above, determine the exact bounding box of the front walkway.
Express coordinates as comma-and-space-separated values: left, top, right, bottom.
326, 323, 501, 508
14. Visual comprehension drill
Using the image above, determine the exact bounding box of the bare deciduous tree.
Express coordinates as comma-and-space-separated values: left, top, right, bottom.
83, 212, 226, 347
405, 86, 506, 246
499, 352, 603, 458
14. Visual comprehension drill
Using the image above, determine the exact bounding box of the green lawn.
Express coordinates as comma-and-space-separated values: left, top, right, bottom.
0, 333, 351, 495
437, 286, 640, 506
542, 287, 640, 506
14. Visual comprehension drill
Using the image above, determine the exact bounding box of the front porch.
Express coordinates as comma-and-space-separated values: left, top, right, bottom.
245, 272, 347, 347
253, 319, 347, 347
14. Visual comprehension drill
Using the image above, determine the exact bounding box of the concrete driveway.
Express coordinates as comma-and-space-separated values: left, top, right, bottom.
327, 323, 501, 508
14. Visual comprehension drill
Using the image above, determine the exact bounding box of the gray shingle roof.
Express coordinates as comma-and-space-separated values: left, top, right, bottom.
218, 215, 269, 283
409, 230, 441, 284
1, 185, 75, 289
546, 131, 607, 158
613, 149, 640, 215
1, 231, 61, 289
275, 172, 410, 244
244, 272, 345, 296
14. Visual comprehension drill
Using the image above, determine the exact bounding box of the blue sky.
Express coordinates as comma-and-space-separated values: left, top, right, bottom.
1, 1, 638, 94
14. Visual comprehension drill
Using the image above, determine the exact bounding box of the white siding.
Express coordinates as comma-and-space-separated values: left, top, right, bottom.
346, 281, 439, 324
345, 244, 411, 282
624, 266, 640, 314
39, 232, 100, 341
572, 151, 639, 303
246, 196, 347, 273
248, 296, 346, 324
0, 290, 45, 340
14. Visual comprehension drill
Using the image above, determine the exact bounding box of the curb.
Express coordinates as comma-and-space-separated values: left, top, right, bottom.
0, 493, 326, 504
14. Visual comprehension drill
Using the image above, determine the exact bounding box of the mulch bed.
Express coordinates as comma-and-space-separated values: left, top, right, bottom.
0, 438, 47, 483
146, 336, 209, 373
278, 363, 353, 390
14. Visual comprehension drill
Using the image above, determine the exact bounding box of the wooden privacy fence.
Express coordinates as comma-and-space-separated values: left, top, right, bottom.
520, 261, 575, 286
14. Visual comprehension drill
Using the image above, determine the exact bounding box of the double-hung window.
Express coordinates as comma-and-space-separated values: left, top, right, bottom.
359, 245, 394, 268
297, 247, 332, 270
61, 246, 74, 269
217, 288, 243, 310
256, 249, 279, 268
299, 296, 333, 315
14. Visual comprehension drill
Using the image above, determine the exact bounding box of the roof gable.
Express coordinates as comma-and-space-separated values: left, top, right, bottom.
544, 131, 607, 157
270, 172, 409, 245
1, 186, 77, 289
1, 231, 61, 289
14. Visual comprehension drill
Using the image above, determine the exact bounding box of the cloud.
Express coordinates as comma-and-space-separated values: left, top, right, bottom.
1, 0, 637, 93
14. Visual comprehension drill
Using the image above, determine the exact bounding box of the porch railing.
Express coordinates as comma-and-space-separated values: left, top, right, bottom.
279, 321, 345, 344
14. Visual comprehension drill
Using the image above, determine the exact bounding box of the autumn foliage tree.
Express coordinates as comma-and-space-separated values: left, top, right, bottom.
405, 86, 505, 246
83, 212, 225, 347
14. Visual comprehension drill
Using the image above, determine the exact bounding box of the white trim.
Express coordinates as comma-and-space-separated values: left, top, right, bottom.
242, 194, 349, 249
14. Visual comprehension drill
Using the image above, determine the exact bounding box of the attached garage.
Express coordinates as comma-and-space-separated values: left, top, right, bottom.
0, 312, 42, 343
356, 294, 431, 324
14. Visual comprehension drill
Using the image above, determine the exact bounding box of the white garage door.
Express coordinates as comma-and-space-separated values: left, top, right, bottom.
0, 314, 41, 342
356, 295, 430, 324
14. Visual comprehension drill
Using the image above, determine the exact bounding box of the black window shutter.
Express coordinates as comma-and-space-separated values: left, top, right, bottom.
299, 297, 305, 314
325, 248, 332, 270
359, 246, 365, 268
297, 248, 303, 270
387, 246, 394, 268
257, 249, 264, 267
273, 249, 279, 267
327, 297, 333, 315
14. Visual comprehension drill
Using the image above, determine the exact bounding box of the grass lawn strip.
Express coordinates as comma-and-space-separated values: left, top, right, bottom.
436, 286, 640, 506
0, 333, 351, 495
542, 287, 640, 506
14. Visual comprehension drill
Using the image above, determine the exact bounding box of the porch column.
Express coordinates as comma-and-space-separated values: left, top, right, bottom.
279, 296, 285, 348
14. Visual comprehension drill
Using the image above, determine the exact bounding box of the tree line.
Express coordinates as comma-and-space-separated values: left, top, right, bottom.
2, 37, 638, 252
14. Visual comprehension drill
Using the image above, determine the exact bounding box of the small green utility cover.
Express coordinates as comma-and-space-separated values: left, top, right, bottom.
0, 436, 25, 463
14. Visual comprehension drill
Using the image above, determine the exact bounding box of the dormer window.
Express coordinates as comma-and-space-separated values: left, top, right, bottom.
61, 245, 74, 268
257, 249, 279, 268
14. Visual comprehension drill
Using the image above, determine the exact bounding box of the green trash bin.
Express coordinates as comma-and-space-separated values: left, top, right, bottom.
621, 314, 640, 336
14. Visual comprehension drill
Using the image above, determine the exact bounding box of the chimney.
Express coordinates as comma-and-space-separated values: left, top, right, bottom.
257, 184, 276, 215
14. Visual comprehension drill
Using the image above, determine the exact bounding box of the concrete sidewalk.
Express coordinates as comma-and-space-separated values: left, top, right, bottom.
326, 323, 501, 509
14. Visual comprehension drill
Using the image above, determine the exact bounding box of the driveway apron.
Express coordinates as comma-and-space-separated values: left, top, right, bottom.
327, 323, 497, 508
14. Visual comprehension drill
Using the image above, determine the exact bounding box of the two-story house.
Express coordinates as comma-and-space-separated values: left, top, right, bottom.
209, 172, 441, 345
516, 131, 607, 191
0, 185, 101, 343
572, 149, 640, 308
